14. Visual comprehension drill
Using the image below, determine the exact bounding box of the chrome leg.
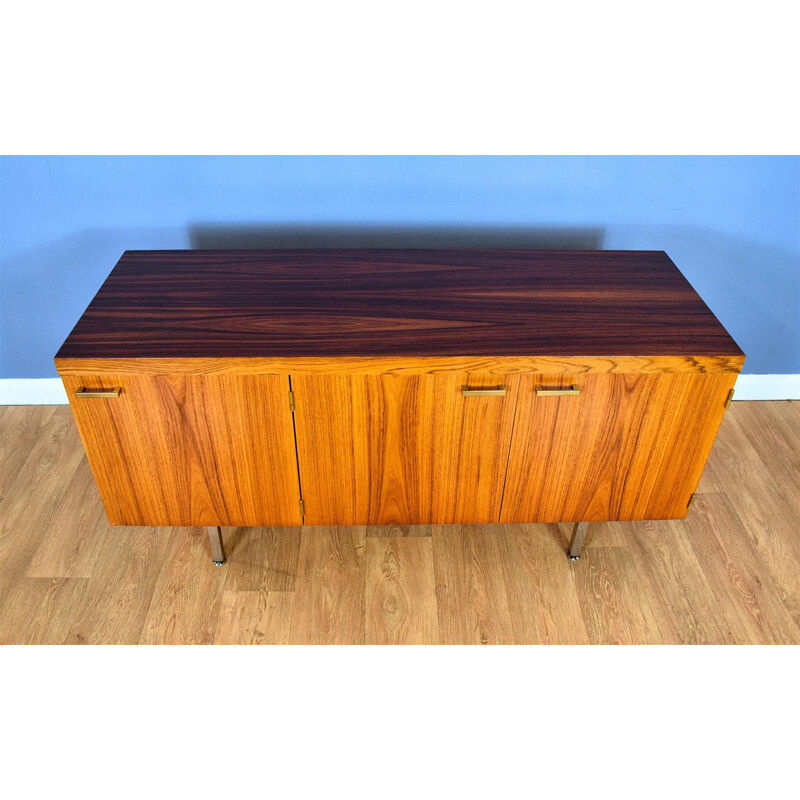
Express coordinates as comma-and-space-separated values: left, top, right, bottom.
568, 522, 589, 561
207, 526, 226, 566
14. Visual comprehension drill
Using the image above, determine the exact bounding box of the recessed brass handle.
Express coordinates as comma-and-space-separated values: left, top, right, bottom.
536, 384, 580, 396
75, 386, 122, 398
461, 387, 507, 397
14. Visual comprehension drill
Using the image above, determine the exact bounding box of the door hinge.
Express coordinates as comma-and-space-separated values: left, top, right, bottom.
724, 388, 735, 409
687, 493, 696, 511
299, 498, 305, 517
289, 390, 295, 412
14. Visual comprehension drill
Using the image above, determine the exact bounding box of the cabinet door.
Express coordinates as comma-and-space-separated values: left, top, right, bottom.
292, 373, 519, 525
500, 372, 736, 523
62, 373, 302, 526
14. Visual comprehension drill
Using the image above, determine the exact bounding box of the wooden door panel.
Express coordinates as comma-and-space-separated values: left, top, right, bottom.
292, 374, 519, 525
500, 372, 736, 523
62, 374, 301, 526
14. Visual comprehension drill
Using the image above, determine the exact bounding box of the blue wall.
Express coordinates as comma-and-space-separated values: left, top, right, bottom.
1, 156, 798, 378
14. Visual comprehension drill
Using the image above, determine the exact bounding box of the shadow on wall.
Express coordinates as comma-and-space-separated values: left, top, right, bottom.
188, 224, 606, 250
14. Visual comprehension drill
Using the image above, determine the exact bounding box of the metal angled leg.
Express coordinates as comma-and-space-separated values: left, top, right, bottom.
568, 522, 589, 561
207, 526, 226, 566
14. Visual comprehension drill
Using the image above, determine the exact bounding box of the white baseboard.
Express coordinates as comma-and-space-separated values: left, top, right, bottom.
0, 379, 68, 405
733, 374, 800, 400
1, 374, 798, 405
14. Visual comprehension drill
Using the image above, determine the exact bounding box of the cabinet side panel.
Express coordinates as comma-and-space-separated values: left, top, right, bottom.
61, 374, 301, 526
500, 372, 737, 522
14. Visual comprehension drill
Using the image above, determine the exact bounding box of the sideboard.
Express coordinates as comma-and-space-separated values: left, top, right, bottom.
54, 249, 744, 564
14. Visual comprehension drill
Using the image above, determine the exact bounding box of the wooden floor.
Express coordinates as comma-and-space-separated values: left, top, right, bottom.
0, 401, 798, 645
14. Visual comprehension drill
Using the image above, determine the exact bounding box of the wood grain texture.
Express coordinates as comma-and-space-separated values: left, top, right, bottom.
572, 547, 664, 644
2, 402, 797, 645
0, 406, 57, 493
683, 493, 799, 644
222, 527, 301, 592
0, 416, 91, 634
139, 529, 228, 644
501, 372, 737, 522
26, 456, 112, 578
432, 524, 515, 645
54, 354, 745, 376
699, 408, 800, 629
214, 591, 295, 645
732, 402, 800, 515
55, 249, 744, 360
0, 577, 89, 645
365, 524, 432, 537
498, 525, 589, 644
289, 527, 365, 644
292, 373, 519, 525
61, 374, 301, 526
620, 519, 730, 644
366, 537, 439, 644
62, 526, 172, 644
0, 407, 85, 593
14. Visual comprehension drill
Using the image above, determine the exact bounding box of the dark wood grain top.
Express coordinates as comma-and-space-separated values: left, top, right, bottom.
55, 250, 744, 360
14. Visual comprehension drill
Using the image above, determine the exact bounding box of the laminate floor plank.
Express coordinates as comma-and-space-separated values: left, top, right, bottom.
574, 547, 665, 644
0, 402, 799, 645
701, 408, 800, 629
289, 527, 365, 644
62, 527, 173, 644
432, 524, 515, 645
770, 400, 800, 442
576, 520, 629, 550
744, 400, 800, 446
696, 410, 739, 495
366, 524, 432, 538
139, 529, 229, 644
214, 591, 295, 644
351, 525, 367, 570
0, 407, 85, 593
683, 493, 800, 644
0, 577, 89, 645
498, 524, 589, 644
732, 402, 800, 509
222, 527, 302, 592
26, 457, 112, 579
366, 536, 438, 644
0, 405, 56, 488
621, 519, 732, 644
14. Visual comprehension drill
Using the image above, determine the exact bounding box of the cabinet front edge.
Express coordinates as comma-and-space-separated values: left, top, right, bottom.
54, 354, 746, 376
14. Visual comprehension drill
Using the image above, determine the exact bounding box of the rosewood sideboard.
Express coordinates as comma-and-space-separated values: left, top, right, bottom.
54, 249, 744, 564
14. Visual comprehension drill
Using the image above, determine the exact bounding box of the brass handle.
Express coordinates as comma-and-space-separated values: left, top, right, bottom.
536, 384, 580, 396
75, 386, 122, 398
461, 387, 507, 397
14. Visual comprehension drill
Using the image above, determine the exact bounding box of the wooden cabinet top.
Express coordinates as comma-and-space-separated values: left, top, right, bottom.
56, 249, 743, 361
